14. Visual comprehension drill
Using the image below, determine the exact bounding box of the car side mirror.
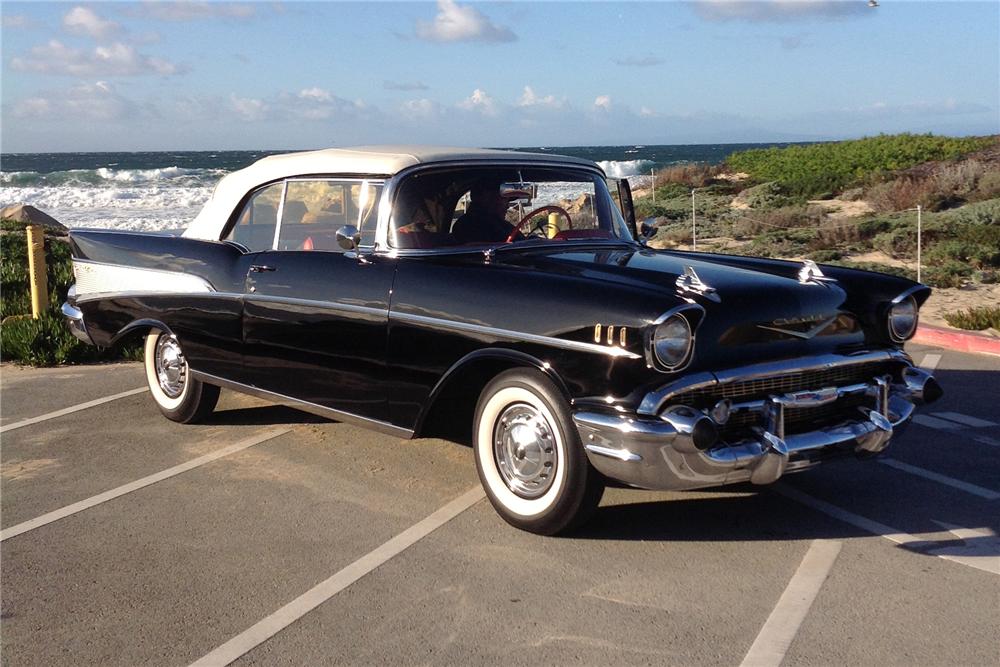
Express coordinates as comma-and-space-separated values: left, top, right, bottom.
336, 225, 361, 251
638, 218, 657, 245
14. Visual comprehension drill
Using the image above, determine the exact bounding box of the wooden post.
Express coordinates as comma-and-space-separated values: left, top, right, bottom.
26, 224, 48, 318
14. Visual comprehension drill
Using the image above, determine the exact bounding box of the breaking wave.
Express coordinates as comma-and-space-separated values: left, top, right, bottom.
597, 159, 655, 179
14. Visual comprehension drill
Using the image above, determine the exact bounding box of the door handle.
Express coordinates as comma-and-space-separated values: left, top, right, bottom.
249, 264, 276, 273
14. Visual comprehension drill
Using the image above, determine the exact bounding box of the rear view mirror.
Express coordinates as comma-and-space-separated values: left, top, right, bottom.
639, 217, 657, 245
500, 182, 537, 201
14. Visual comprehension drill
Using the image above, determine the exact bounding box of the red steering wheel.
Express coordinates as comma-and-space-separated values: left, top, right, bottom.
506, 206, 573, 242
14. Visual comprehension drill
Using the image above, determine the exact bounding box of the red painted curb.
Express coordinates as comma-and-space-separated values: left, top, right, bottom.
912, 324, 1000, 356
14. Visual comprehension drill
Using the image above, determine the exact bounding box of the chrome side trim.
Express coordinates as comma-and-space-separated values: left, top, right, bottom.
72, 259, 215, 298
638, 349, 909, 416
391, 311, 642, 359
190, 370, 413, 439
247, 293, 387, 318
75, 290, 242, 305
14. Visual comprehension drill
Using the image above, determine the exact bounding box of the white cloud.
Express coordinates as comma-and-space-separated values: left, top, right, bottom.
2, 14, 35, 29
298, 87, 333, 102
693, 1, 868, 22
11, 39, 183, 76
639, 106, 658, 117
133, 1, 257, 21
851, 99, 993, 116
229, 94, 267, 121
13, 81, 139, 121
63, 6, 120, 40
400, 98, 442, 120
415, 0, 516, 43
613, 55, 664, 67
458, 88, 500, 116
517, 86, 565, 110
594, 95, 613, 112
385, 80, 429, 91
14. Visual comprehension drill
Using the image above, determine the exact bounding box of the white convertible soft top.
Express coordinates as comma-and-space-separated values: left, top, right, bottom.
183, 145, 596, 241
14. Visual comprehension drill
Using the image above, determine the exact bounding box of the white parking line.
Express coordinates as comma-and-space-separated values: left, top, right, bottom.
878, 458, 1000, 500
919, 353, 942, 371
190, 485, 486, 667
773, 484, 999, 575
0, 428, 289, 541
912, 414, 962, 430
0, 387, 148, 434
740, 539, 842, 667
931, 412, 998, 428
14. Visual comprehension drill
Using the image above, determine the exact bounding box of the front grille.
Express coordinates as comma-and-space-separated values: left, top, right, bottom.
666, 360, 898, 441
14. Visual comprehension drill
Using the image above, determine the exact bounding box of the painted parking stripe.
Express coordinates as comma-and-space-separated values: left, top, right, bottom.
912, 414, 963, 430
931, 412, 998, 428
773, 484, 999, 575
919, 353, 942, 371
190, 486, 486, 667
740, 539, 842, 667
877, 458, 1000, 500
0, 428, 289, 542
0, 387, 148, 434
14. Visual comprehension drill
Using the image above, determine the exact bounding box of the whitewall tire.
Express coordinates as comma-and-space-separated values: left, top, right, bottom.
474, 369, 604, 535
144, 330, 219, 423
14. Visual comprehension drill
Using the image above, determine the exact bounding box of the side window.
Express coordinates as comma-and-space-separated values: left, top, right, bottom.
277, 180, 382, 251
358, 182, 383, 247
227, 182, 283, 252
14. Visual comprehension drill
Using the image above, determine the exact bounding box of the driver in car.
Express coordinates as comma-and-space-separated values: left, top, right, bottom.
452, 180, 517, 243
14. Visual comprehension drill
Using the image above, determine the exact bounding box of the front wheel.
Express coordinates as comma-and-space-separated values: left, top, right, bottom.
144, 330, 219, 423
474, 369, 604, 535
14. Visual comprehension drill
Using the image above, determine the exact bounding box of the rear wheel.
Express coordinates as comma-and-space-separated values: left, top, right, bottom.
144, 330, 219, 423
473, 369, 604, 535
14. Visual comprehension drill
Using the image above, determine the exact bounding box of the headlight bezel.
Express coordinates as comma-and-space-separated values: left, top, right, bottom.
645, 304, 704, 372
887, 291, 920, 342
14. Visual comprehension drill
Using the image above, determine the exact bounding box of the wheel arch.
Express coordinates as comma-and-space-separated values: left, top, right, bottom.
110, 318, 173, 346
414, 348, 570, 442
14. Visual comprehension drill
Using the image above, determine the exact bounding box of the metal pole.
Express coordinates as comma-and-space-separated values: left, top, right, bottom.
691, 188, 697, 251
26, 224, 49, 319
916, 204, 922, 283
651, 169, 655, 204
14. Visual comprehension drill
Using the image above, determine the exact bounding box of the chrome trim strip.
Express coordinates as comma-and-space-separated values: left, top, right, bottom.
75, 290, 241, 305
271, 180, 288, 251
246, 293, 387, 317
391, 311, 642, 359
891, 284, 929, 305
72, 258, 216, 296
584, 443, 643, 462
638, 349, 910, 416
190, 370, 413, 439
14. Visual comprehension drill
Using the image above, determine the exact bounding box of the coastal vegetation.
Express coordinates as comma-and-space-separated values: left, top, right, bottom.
0, 219, 139, 365
637, 133, 1000, 290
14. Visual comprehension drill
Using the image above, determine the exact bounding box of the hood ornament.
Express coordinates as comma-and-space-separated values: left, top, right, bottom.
798, 260, 836, 286
676, 266, 721, 303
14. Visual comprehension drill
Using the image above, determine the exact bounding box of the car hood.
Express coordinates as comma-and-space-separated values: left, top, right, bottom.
496, 245, 862, 364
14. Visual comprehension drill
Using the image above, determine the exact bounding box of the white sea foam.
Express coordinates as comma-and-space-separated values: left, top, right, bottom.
597, 159, 654, 178
1, 166, 225, 231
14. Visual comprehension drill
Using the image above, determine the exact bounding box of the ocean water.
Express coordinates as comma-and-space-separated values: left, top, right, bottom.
0, 143, 783, 232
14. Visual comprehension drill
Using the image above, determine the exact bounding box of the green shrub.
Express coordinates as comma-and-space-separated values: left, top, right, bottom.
735, 181, 794, 210
726, 134, 995, 198
0, 219, 140, 366
943, 306, 1000, 330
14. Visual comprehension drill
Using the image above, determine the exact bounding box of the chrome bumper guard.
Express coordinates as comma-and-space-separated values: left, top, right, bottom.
574, 357, 941, 491
61, 296, 94, 346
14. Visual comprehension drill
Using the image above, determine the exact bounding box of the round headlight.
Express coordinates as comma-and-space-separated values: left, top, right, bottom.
888, 296, 918, 341
652, 314, 693, 369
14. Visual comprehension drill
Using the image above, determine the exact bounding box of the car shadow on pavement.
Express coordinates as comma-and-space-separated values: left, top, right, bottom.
205, 405, 329, 426
573, 485, 999, 561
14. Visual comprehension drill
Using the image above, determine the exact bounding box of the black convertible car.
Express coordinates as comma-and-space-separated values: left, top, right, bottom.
62, 146, 941, 534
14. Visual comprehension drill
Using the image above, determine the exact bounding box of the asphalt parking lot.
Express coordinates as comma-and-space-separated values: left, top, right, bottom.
1, 343, 997, 666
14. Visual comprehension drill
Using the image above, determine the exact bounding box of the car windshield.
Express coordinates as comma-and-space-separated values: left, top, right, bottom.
389, 166, 633, 250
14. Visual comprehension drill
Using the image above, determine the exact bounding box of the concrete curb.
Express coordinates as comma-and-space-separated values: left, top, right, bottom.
912, 324, 1000, 357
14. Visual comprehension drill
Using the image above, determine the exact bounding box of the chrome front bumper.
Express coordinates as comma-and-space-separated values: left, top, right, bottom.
574, 353, 941, 491
61, 295, 94, 345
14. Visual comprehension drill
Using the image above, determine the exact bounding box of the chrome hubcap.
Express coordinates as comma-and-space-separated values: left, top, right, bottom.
493, 403, 557, 499
155, 335, 186, 398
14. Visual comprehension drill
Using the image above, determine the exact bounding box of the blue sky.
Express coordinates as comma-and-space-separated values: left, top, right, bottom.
2, 1, 997, 152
